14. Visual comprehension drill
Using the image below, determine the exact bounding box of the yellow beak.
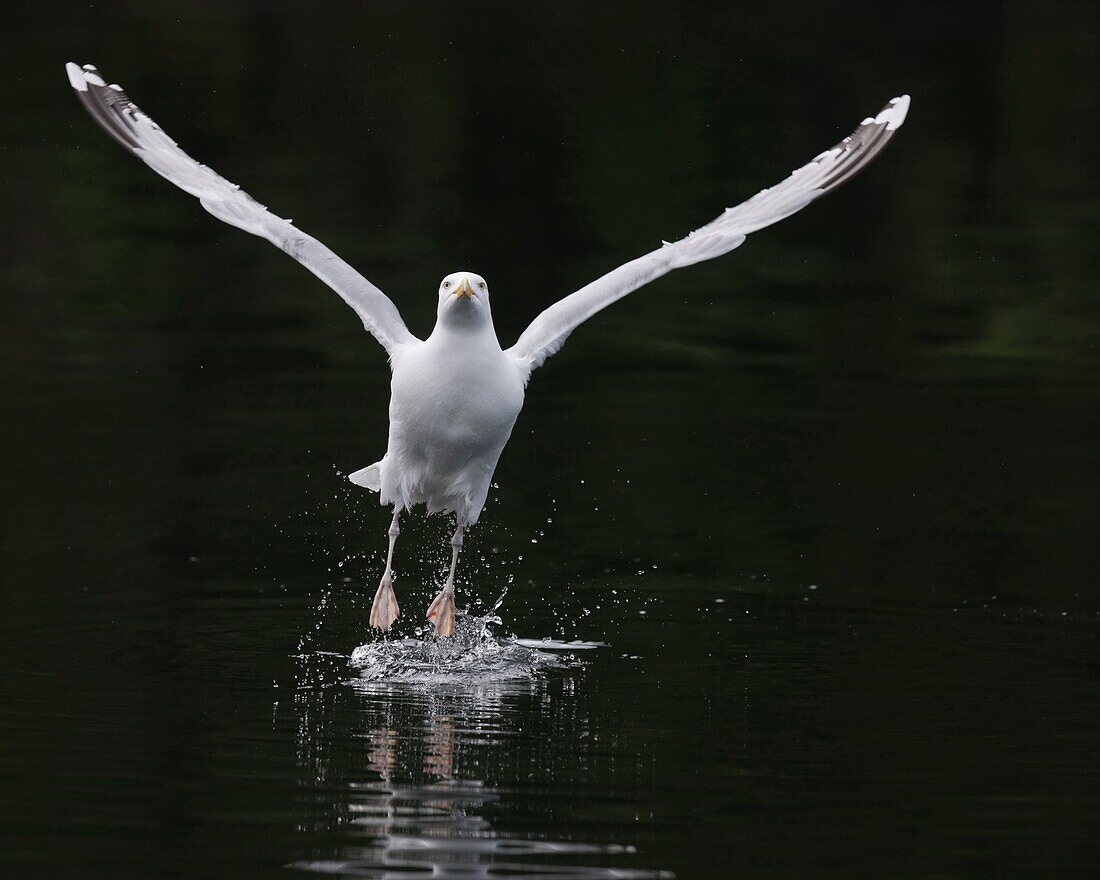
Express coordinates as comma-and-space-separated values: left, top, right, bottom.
454, 277, 475, 299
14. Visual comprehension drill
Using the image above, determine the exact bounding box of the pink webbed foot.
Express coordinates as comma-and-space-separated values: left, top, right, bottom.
426, 588, 456, 638
370, 574, 399, 630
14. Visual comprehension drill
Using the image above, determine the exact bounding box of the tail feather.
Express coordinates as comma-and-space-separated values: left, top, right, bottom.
349, 461, 382, 492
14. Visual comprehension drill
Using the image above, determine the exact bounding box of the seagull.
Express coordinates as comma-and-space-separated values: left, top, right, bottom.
66, 62, 909, 637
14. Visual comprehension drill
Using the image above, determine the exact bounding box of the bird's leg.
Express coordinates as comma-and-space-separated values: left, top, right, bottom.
426, 523, 463, 638
369, 507, 401, 631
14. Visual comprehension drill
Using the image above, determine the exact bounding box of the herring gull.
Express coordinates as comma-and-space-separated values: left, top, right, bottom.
66, 62, 909, 636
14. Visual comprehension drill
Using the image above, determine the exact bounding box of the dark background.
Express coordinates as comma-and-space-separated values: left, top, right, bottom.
2, 2, 1098, 878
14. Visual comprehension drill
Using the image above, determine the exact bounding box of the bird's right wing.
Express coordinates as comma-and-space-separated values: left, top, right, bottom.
506, 95, 909, 373
66, 62, 419, 355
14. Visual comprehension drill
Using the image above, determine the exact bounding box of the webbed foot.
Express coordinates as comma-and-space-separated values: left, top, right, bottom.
369, 573, 399, 630
426, 588, 456, 638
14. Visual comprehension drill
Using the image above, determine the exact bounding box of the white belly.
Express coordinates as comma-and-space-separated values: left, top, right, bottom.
379, 335, 525, 523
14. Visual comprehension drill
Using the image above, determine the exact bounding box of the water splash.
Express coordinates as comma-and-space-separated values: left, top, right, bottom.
348, 598, 595, 684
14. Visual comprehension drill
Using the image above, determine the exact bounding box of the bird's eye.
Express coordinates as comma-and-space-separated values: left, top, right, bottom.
443, 281, 451, 289
478, 282, 486, 290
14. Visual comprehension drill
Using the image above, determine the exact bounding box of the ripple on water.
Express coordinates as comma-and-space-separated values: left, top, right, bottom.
312, 613, 676, 878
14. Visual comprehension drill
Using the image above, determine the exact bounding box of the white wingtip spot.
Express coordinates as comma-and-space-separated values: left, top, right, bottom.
877, 94, 911, 130
83, 69, 106, 87
65, 62, 88, 91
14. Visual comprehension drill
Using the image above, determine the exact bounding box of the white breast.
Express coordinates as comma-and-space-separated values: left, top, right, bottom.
379, 329, 525, 523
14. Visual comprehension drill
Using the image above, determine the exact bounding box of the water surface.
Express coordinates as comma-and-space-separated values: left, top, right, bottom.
2, 3, 1099, 878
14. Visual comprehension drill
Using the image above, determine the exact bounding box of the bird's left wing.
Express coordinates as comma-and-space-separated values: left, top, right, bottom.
66, 63, 418, 355
505, 95, 910, 373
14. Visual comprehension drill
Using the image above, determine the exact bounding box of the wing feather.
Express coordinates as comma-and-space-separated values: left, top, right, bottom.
66, 63, 418, 355
506, 95, 910, 372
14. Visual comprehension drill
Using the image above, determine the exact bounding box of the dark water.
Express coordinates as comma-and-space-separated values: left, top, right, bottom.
3, 3, 1100, 878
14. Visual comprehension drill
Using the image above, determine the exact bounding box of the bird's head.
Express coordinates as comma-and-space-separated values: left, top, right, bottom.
437, 271, 492, 329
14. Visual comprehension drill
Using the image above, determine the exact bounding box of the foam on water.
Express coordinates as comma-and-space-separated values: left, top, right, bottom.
348, 605, 594, 684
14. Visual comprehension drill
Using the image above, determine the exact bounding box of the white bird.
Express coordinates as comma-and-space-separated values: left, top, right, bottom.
66, 62, 909, 637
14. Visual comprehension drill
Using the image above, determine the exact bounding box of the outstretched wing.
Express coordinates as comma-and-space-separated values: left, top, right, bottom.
66, 62, 418, 355
506, 95, 910, 373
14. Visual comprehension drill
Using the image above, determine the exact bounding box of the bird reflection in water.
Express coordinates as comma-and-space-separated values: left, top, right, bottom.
421, 714, 455, 780
288, 663, 672, 879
